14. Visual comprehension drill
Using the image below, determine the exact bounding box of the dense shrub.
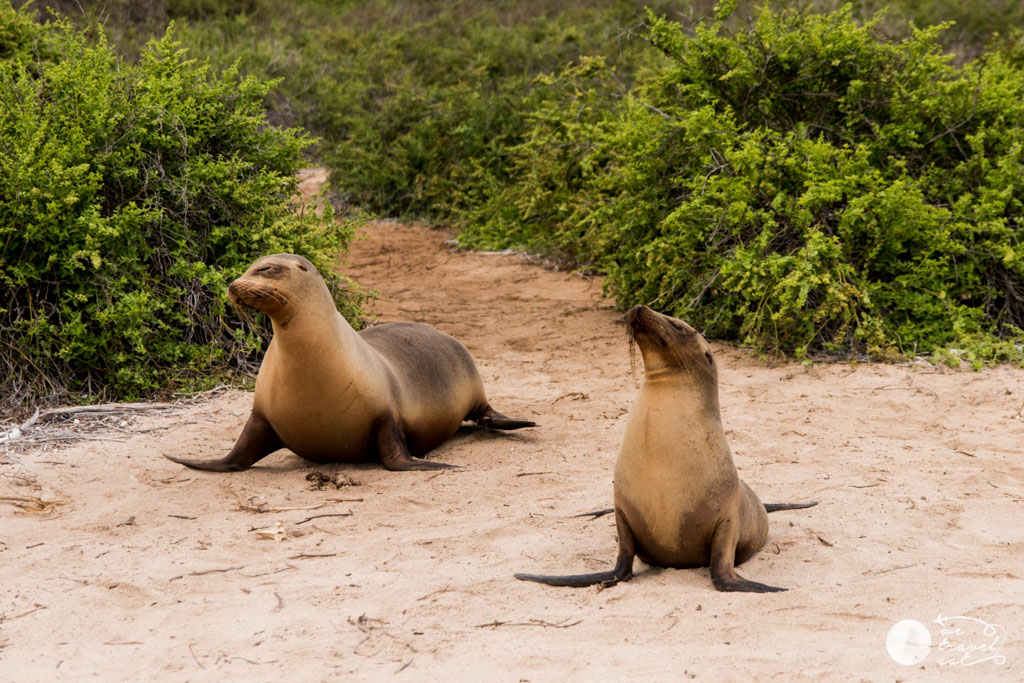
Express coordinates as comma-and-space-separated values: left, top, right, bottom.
11, 1, 1024, 366
16, 1, 673, 218
461, 5, 1024, 363
320, 7, 631, 221
157, 1, 664, 221
0, 4, 363, 407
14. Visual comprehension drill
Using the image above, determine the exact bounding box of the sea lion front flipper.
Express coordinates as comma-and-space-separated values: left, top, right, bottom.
375, 415, 458, 471
163, 412, 281, 472
514, 508, 636, 587
474, 406, 537, 431
709, 516, 786, 593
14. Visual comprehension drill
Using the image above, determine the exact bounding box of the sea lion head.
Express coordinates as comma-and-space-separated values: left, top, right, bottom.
228, 254, 328, 326
626, 305, 717, 382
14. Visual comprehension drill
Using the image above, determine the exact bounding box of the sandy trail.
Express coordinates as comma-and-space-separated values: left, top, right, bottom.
2, 176, 1023, 680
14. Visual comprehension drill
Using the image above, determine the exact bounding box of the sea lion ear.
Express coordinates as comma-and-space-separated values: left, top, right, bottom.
705, 351, 714, 366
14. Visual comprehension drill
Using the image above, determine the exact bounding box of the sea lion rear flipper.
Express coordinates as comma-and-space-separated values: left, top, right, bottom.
375, 415, 458, 471
515, 508, 635, 587
764, 501, 818, 513
709, 516, 786, 593
474, 406, 536, 431
572, 507, 614, 519
162, 412, 280, 472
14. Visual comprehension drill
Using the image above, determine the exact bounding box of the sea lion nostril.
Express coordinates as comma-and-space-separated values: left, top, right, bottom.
626, 305, 652, 330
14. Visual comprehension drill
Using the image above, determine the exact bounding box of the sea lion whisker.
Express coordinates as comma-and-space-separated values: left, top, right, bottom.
227, 298, 258, 327
626, 326, 639, 387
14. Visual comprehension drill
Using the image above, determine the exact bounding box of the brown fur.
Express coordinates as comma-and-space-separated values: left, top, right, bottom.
516, 305, 813, 592
164, 254, 534, 473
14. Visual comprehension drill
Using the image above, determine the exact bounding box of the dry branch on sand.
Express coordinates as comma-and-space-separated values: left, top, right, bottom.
0, 495, 64, 515
0, 386, 233, 448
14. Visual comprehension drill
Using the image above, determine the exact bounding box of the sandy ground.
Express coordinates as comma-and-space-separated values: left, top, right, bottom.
2, 174, 1024, 680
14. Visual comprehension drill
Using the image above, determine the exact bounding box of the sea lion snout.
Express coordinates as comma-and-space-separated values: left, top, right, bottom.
627, 305, 696, 340
626, 305, 662, 337
626, 304, 647, 328
227, 277, 287, 312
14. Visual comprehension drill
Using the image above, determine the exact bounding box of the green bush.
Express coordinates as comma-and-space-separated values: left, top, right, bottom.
461, 5, 1024, 363
321, 8, 608, 221
0, 4, 363, 407
22, 0, 664, 220
14, 1, 1024, 367
178, 1, 659, 222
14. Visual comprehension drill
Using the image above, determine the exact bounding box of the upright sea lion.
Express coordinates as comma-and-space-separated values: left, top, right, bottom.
164, 254, 534, 472
516, 305, 815, 592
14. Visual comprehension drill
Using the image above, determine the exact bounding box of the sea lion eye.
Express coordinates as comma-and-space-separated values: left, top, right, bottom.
705, 351, 714, 366
256, 265, 272, 273
297, 264, 308, 272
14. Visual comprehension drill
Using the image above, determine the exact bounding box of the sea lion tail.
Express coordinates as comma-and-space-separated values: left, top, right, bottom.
764, 501, 818, 513
514, 571, 622, 588
474, 406, 536, 431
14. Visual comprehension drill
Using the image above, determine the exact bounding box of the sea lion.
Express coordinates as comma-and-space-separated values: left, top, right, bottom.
515, 305, 815, 592
164, 253, 535, 472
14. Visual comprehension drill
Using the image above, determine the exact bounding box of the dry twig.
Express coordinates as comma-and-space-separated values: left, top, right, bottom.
169, 565, 245, 582
188, 642, 205, 669
1, 389, 236, 448
295, 512, 352, 525
476, 618, 582, 629
237, 501, 326, 514
0, 495, 64, 515
4, 604, 47, 621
